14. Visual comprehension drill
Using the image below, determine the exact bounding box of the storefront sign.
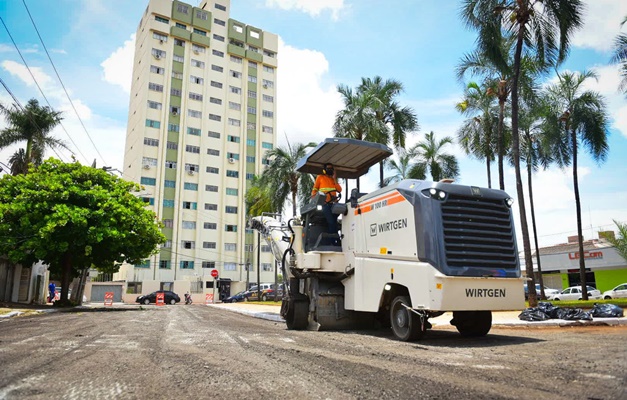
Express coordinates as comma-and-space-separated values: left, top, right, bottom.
568, 251, 603, 260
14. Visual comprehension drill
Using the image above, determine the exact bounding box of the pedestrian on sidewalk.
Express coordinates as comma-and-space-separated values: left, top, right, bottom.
48, 281, 56, 303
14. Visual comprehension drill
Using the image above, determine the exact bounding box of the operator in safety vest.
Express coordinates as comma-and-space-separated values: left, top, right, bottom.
311, 163, 342, 245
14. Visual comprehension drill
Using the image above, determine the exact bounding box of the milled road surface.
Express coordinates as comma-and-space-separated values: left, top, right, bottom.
0, 305, 625, 400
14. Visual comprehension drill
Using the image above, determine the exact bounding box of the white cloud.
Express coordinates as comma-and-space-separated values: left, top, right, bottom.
584, 64, 627, 139
50, 49, 67, 55
2, 60, 53, 88
276, 37, 343, 147
265, 0, 345, 20
572, 0, 627, 52
100, 34, 135, 94
0, 44, 14, 52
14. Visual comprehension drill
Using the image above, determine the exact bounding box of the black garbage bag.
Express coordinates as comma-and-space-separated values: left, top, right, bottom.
537, 302, 561, 318
518, 307, 551, 321
554, 307, 593, 320
591, 303, 624, 318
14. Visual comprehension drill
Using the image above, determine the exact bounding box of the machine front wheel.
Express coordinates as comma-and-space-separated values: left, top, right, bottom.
284, 299, 309, 330
390, 296, 426, 341
451, 311, 492, 337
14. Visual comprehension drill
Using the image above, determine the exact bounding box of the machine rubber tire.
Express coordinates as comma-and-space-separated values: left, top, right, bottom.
390, 296, 425, 341
605, 296, 612, 300
285, 299, 309, 330
170, 298, 176, 305
452, 311, 492, 337
143, 298, 150, 305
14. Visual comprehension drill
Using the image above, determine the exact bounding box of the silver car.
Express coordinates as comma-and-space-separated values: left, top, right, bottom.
548, 286, 602, 301
602, 283, 627, 299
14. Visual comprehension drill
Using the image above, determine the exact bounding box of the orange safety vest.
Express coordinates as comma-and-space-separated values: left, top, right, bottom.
312, 174, 342, 202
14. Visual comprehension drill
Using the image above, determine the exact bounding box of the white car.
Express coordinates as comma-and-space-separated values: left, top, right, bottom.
548, 286, 602, 301
602, 283, 627, 299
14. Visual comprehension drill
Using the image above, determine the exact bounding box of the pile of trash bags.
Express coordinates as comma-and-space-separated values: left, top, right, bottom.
519, 302, 624, 322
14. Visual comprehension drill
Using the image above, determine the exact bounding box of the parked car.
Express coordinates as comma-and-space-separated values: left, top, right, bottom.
547, 286, 601, 301
260, 287, 284, 301
602, 283, 627, 299
136, 291, 180, 305
523, 284, 560, 300
245, 284, 276, 301
223, 291, 250, 303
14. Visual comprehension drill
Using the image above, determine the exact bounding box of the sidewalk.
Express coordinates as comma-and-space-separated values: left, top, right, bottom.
208, 302, 627, 328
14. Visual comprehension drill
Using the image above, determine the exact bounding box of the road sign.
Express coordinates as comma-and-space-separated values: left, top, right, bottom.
104, 292, 114, 306
156, 292, 165, 306
210, 269, 219, 278
205, 293, 214, 304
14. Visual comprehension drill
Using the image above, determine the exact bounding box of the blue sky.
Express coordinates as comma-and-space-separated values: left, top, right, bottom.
0, 0, 626, 248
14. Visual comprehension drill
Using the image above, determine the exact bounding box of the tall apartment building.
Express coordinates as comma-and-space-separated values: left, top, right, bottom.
116, 0, 278, 298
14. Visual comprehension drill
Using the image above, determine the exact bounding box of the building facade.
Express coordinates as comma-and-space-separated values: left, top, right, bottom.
116, 0, 278, 299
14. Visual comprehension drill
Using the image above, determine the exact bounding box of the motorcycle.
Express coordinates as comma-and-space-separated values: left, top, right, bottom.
184, 293, 192, 305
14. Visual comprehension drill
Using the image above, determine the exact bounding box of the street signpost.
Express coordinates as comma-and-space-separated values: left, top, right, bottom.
211, 269, 219, 303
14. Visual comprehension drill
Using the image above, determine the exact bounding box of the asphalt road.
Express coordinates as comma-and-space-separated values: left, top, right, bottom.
0, 305, 625, 400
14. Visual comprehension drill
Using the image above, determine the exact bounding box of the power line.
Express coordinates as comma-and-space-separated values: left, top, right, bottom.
21, 0, 107, 166
0, 15, 88, 164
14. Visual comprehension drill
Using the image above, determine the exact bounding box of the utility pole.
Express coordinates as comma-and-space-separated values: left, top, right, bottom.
257, 231, 261, 301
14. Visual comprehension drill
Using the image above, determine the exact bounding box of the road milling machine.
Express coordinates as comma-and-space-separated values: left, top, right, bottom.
249, 138, 525, 341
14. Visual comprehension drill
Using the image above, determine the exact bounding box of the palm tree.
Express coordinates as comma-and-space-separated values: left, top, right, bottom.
0, 99, 67, 173
607, 220, 627, 261
409, 131, 459, 182
455, 81, 499, 188
461, 0, 584, 306
543, 70, 609, 300
261, 140, 316, 217
245, 175, 275, 217
7, 149, 28, 176
381, 149, 425, 187
610, 16, 627, 97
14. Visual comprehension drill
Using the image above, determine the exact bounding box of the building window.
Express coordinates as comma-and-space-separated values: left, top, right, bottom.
214, 18, 225, 26
261, 245, 271, 253
164, 180, 175, 188
189, 92, 203, 102
226, 188, 238, 196
211, 64, 223, 72
142, 157, 158, 166
262, 125, 273, 134
166, 141, 178, 150
147, 100, 162, 110
225, 205, 238, 213
262, 142, 273, 149
247, 90, 257, 99
177, 3, 189, 14
148, 82, 163, 92
262, 110, 274, 118
188, 109, 202, 118
191, 59, 205, 68
163, 199, 175, 208
209, 114, 221, 121
182, 201, 197, 210
155, 15, 169, 24
206, 166, 219, 174
246, 156, 255, 163
262, 94, 274, 103
188, 127, 201, 136
140, 177, 156, 186
193, 28, 207, 36
223, 262, 235, 271
246, 139, 255, 146
262, 79, 274, 88
215, 3, 226, 11
205, 185, 218, 192
230, 86, 241, 94
227, 135, 240, 143
263, 49, 276, 58
184, 183, 198, 191
247, 122, 256, 130
204, 203, 217, 210
202, 261, 216, 268
163, 219, 174, 228
212, 49, 224, 57
227, 152, 239, 160
204, 222, 217, 230
207, 149, 220, 156
213, 34, 225, 42
230, 55, 242, 63
203, 242, 217, 249
143, 138, 159, 148
150, 65, 164, 74
247, 106, 257, 114
145, 120, 160, 129
190, 75, 204, 85
171, 88, 182, 97
231, 70, 242, 79
195, 10, 208, 20
248, 75, 257, 83
262, 263, 273, 272
228, 118, 240, 126
174, 38, 185, 47
224, 243, 237, 252
175, 22, 187, 29
185, 163, 199, 172
186, 145, 200, 154
191, 44, 206, 54
171, 71, 183, 80
244, 244, 253, 252
229, 102, 241, 111
210, 81, 223, 88
165, 160, 177, 169
168, 123, 179, 132
181, 240, 195, 249
180, 261, 194, 269
209, 97, 222, 105
182, 221, 196, 229
263, 65, 274, 73
159, 260, 171, 269
249, 61, 257, 69
225, 224, 237, 232
226, 170, 239, 178
141, 197, 154, 206
173, 54, 184, 63
208, 131, 220, 138
151, 49, 166, 59
246, 173, 254, 180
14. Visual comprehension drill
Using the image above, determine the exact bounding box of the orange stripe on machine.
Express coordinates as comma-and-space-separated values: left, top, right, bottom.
355, 191, 406, 215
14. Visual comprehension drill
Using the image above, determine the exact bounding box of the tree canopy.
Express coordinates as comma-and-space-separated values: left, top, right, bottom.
0, 159, 166, 303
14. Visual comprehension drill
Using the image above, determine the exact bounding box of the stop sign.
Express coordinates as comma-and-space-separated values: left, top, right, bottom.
210, 269, 219, 278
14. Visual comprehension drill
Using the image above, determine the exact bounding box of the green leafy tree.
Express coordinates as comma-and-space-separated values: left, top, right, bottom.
410, 131, 459, 182
245, 175, 275, 217
381, 149, 425, 187
607, 220, 627, 261
0, 99, 68, 174
461, 0, 584, 306
456, 81, 499, 187
543, 70, 609, 299
610, 16, 627, 97
0, 159, 166, 304
261, 140, 316, 217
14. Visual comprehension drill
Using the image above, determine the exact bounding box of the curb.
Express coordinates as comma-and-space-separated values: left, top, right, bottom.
208, 304, 284, 322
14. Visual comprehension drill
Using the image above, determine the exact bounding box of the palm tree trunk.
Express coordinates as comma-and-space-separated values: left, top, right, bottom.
292, 190, 297, 217
497, 99, 505, 191
527, 157, 545, 299
486, 153, 492, 189
512, 28, 537, 307
572, 128, 588, 300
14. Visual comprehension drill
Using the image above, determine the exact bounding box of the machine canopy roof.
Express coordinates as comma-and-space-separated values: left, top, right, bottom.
295, 138, 393, 179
